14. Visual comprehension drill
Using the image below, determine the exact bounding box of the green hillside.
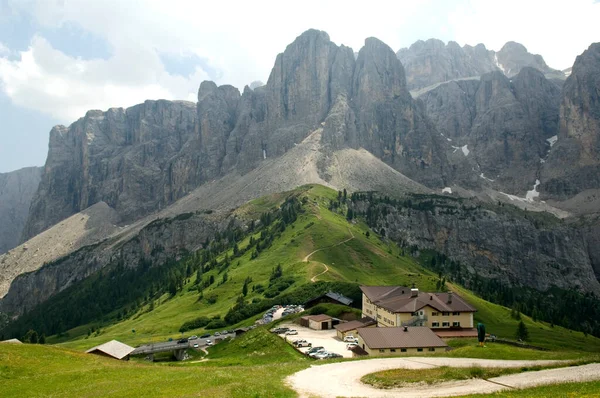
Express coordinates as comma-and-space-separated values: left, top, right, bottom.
4, 184, 600, 355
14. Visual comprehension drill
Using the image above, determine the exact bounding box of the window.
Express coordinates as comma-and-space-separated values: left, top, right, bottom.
442, 312, 450, 316
417, 348, 423, 352
419, 311, 424, 316
432, 322, 439, 327
401, 348, 407, 352
390, 349, 396, 352
428, 348, 435, 352
453, 312, 460, 315
453, 322, 461, 327
431, 312, 438, 316
411, 312, 418, 316
377, 314, 381, 319
442, 322, 450, 327
379, 349, 385, 353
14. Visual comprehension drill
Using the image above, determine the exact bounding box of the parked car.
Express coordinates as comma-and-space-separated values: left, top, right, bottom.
313, 351, 330, 359
346, 342, 358, 350
177, 338, 189, 344
200, 334, 211, 339
286, 330, 298, 335
309, 349, 327, 358
343, 336, 357, 343
292, 339, 308, 346
326, 352, 343, 359
188, 335, 198, 340
193, 343, 199, 348
214, 332, 220, 336
296, 341, 312, 348
307, 346, 324, 355
221, 330, 228, 335
205, 339, 213, 346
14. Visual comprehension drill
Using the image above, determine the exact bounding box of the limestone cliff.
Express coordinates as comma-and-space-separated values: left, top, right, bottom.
0, 167, 41, 254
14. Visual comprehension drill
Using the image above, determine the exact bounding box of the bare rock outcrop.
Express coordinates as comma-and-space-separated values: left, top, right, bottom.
0, 167, 41, 254
542, 43, 600, 199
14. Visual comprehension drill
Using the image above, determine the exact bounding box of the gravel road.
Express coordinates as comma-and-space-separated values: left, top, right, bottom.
286, 357, 600, 398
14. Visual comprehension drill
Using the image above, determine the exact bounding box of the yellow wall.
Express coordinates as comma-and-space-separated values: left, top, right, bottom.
362, 293, 474, 328
356, 334, 442, 356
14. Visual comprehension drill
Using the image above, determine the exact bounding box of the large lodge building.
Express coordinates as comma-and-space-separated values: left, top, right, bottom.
360, 286, 477, 330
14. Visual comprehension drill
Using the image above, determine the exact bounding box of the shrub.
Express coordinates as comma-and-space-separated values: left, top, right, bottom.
179, 316, 210, 333
206, 319, 227, 330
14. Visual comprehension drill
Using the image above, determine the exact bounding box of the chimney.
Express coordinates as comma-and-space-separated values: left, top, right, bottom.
403, 326, 408, 332
447, 291, 453, 304
410, 287, 419, 298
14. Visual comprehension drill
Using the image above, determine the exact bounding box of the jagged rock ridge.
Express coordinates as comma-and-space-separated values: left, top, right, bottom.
22, 29, 447, 240
397, 38, 564, 91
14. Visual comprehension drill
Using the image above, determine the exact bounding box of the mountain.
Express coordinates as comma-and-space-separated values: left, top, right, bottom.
421, 67, 561, 194
22, 29, 446, 241
0, 167, 42, 254
397, 39, 564, 92
541, 43, 600, 200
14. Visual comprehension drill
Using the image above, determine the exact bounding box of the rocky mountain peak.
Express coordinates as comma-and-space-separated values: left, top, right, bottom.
541, 42, 600, 199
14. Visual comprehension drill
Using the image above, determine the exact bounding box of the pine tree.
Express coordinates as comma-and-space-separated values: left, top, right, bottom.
242, 280, 248, 297
515, 321, 529, 341
39, 334, 46, 344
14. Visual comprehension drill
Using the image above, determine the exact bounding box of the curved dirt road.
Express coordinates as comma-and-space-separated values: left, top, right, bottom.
304, 228, 354, 282
286, 357, 600, 398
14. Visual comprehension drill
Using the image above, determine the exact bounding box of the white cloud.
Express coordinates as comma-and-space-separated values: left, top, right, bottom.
0, 42, 8, 56
0, 36, 209, 122
0, 0, 598, 125
448, 0, 600, 70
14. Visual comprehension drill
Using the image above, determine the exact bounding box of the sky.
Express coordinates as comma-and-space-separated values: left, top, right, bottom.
0, 0, 599, 173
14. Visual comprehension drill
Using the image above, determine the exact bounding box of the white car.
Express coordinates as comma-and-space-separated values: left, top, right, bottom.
343, 336, 357, 343
286, 330, 298, 335
205, 339, 213, 346
313, 351, 330, 359
309, 349, 327, 358
193, 343, 199, 348
346, 342, 358, 350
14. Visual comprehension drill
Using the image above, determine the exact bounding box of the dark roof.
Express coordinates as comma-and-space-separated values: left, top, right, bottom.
305, 291, 354, 306
357, 327, 448, 349
334, 318, 377, 333
360, 286, 476, 313
303, 314, 332, 322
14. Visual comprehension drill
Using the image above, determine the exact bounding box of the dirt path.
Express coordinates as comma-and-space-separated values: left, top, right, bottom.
285, 357, 599, 398
304, 228, 354, 282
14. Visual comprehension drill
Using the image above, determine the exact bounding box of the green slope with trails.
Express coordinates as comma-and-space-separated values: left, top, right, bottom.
5, 184, 600, 355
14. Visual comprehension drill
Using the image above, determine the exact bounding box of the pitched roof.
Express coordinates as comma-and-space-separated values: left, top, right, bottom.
357, 327, 448, 349
0, 338, 23, 344
324, 291, 353, 305
304, 314, 332, 322
360, 286, 476, 313
433, 328, 479, 338
334, 318, 377, 333
86, 340, 135, 360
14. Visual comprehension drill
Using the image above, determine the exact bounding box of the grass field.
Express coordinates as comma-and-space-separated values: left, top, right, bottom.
1, 328, 308, 398
458, 381, 600, 397
361, 364, 570, 388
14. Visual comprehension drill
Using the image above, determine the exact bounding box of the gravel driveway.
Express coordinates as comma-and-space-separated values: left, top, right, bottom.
285, 357, 599, 397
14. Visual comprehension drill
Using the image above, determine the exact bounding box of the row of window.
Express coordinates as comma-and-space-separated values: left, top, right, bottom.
431, 312, 461, 316
378, 348, 436, 353
431, 322, 460, 327
382, 317, 395, 325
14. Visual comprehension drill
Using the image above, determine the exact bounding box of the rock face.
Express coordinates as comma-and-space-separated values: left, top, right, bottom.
397, 39, 563, 91
542, 43, 600, 199
22, 101, 199, 240
0, 167, 42, 254
363, 198, 600, 294
23, 29, 447, 240
421, 67, 561, 194
1, 211, 223, 316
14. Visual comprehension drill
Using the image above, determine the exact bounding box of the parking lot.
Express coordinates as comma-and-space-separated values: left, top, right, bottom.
277, 323, 353, 358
